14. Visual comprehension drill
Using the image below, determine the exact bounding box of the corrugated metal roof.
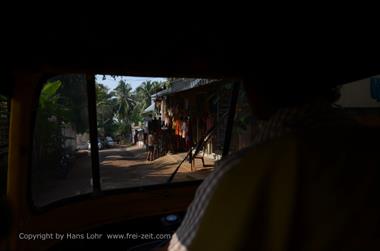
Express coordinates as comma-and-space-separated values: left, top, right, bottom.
153, 79, 216, 98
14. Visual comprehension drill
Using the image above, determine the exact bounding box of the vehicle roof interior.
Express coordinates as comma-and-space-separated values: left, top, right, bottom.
1, 16, 380, 94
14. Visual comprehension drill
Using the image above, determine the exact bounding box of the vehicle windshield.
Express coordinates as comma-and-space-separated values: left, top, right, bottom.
30, 75, 253, 206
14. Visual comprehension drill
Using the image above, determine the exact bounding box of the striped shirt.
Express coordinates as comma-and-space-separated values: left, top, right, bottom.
168, 101, 351, 251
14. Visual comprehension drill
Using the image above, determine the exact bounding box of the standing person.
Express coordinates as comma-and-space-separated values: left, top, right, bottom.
134, 130, 138, 145
146, 132, 155, 161
143, 132, 148, 151
152, 131, 159, 160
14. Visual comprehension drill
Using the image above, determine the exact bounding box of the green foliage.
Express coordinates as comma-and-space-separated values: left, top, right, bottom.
114, 80, 135, 123
96, 82, 117, 137
39, 80, 62, 109
94, 79, 167, 140
34, 75, 171, 168
56, 75, 89, 133
33, 75, 89, 170
34, 80, 66, 169
135, 80, 163, 109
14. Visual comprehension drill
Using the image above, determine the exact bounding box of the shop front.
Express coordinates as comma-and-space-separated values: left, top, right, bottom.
151, 79, 234, 161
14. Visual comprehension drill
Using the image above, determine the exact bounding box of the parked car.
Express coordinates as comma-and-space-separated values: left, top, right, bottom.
87, 138, 103, 150
105, 136, 115, 148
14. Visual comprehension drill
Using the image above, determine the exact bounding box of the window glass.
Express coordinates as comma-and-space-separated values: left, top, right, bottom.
230, 83, 255, 154
31, 75, 255, 203
335, 75, 380, 127
94, 76, 248, 190
31, 74, 92, 207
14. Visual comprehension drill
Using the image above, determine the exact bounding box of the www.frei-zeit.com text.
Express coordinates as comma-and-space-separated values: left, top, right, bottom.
18, 232, 172, 241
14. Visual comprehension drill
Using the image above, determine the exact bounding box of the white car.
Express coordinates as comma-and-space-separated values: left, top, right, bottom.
88, 139, 103, 150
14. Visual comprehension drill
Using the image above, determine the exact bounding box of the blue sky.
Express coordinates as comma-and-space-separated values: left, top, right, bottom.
95, 75, 167, 92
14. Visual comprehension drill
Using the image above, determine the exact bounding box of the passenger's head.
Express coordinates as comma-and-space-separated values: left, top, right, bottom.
243, 75, 340, 120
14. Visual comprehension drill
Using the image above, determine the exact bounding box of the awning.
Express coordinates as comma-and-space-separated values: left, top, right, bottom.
152, 79, 218, 98
142, 102, 155, 114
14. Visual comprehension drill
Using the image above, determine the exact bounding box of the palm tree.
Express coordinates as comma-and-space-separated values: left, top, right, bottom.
112, 81, 136, 140
113, 80, 135, 124
135, 80, 163, 109
95, 83, 116, 136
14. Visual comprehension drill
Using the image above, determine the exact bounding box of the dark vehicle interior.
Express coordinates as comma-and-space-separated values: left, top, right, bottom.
1, 11, 380, 251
